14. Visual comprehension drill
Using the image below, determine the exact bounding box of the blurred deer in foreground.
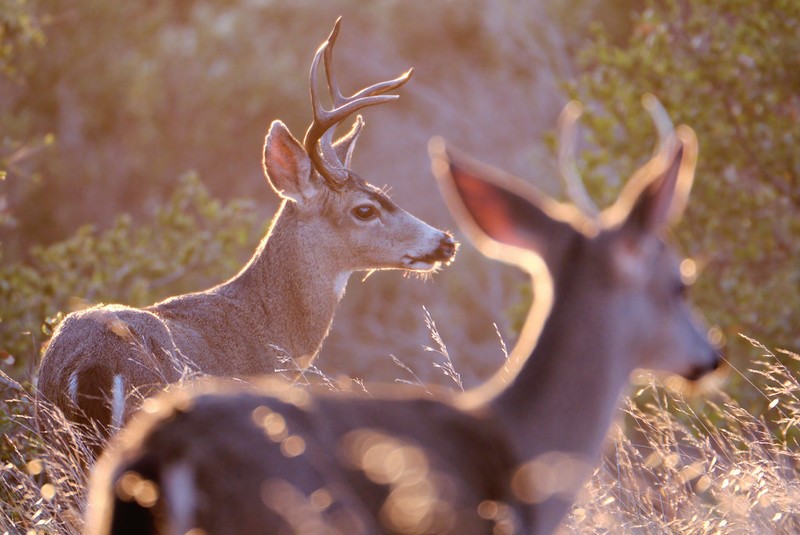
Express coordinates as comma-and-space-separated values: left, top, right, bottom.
37, 18, 456, 438
85, 98, 720, 535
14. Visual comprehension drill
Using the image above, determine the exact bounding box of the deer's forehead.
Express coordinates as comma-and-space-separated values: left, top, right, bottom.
641, 241, 684, 290
582, 234, 681, 286
653, 243, 683, 276
315, 179, 398, 217
344, 180, 398, 212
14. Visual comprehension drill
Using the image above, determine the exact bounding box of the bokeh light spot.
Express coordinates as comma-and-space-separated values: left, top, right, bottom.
281, 435, 306, 458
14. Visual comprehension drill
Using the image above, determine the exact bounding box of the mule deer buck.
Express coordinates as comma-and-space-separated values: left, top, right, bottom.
85, 99, 720, 535
37, 18, 456, 436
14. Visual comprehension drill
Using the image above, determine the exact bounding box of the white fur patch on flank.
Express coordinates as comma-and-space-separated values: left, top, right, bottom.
68, 371, 79, 404
163, 461, 197, 534
111, 374, 125, 429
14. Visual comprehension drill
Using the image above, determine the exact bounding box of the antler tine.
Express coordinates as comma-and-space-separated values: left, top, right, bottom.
323, 17, 346, 107
304, 17, 414, 188
557, 100, 600, 218
304, 37, 346, 186
642, 93, 676, 156
323, 18, 414, 107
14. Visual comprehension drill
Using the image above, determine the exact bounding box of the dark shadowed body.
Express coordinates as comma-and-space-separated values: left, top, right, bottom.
90, 380, 523, 535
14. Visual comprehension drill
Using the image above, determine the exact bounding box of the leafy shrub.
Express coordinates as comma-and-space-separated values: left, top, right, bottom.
563, 0, 800, 405
0, 173, 260, 378
0, 0, 45, 80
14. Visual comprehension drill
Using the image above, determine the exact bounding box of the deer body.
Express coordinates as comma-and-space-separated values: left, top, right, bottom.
37, 19, 456, 433
90, 384, 520, 534
86, 103, 720, 535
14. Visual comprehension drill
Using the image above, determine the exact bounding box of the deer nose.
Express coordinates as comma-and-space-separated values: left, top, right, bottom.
709, 348, 723, 373
683, 349, 722, 381
438, 233, 458, 261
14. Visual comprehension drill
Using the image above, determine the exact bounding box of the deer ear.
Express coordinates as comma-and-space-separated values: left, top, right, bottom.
263, 120, 318, 203
429, 137, 582, 271
333, 115, 364, 169
616, 126, 698, 240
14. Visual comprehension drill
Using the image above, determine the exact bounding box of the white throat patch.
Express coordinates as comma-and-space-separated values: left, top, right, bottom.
334, 271, 352, 299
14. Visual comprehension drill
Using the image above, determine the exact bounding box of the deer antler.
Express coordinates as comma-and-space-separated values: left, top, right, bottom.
642, 93, 676, 156
557, 100, 600, 218
303, 17, 414, 188
557, 95, 677, 217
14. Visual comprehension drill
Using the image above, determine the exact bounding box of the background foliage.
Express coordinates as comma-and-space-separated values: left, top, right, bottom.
0, 173, 259, 371
565, 0, 799, 407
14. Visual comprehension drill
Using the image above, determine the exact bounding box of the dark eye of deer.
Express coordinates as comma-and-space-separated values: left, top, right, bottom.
353, 205, 377, 220
674, 280, 689, 299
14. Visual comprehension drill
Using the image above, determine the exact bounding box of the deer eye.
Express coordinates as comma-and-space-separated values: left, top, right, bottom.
352, 205, 378, 221
674, 280, 689, 299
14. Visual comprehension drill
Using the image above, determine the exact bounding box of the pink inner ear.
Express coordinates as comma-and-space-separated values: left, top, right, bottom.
451, 168, 530, 250
642, 144, 684, 232
271, 145, 294, 173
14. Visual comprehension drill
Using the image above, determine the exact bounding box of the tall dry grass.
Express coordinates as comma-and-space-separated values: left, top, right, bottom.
564, 337, 800, 534
0, 372, 93, 534
2, 331, 797, 534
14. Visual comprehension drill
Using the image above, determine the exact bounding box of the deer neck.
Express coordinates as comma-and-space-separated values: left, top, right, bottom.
221, 201, 349, 365
497, 297, 630, 535
459, 243, 632, 532
495, 279, 630, 459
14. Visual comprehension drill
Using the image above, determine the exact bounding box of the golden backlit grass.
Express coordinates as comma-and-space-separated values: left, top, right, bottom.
0, 372, 92, 534
565, 338, 800, 534
2, 336, 798, 534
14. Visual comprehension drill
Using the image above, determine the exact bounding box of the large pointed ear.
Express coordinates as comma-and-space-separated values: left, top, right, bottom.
429, 137, 589, 272
613, 125, 698, 240
263, 120, 318, 203
333, 115, 364, 169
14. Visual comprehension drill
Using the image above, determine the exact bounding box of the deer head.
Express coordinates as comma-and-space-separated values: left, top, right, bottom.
262, 18, 456, 277
431, 96, 720, 385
